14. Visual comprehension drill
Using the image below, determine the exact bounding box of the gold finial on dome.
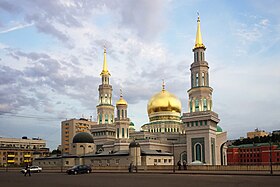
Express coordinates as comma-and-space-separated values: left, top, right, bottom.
100, 44, 111, 76
194, 12, 205, 50
116, 88, 127, 106
162, 79, 165, 91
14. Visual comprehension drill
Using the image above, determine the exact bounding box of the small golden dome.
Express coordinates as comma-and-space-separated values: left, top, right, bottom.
147, 87, 181, 115
116, 97, 127, 106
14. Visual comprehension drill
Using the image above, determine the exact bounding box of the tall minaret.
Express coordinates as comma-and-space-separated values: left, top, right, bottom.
182, 14, 221, 166
188, 14, 212, 113
96, 47, 114, 125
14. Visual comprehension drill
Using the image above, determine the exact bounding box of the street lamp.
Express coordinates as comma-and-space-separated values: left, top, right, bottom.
269, 135, 273, 175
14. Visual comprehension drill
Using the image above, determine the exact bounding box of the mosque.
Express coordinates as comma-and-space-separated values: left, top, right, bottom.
34, 16, 227, 168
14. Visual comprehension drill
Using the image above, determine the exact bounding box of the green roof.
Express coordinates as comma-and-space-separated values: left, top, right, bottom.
217, 125, 223, 132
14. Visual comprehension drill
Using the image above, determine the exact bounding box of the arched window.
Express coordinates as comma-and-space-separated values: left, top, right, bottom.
117, 128, 119, 138
117, 110, 120, 119
121, 110, 124, 119
125, 110, 127, 118
180, 152, 187, 163
195, 99, 199, 112
111, 115, 113, 123
105, 114, 108, 123
203, 98, 207, 111
190, 100, 193, 112
196, 73, 199, 87
206, 73, 209, 86
195, 143, 202, 161
202, 73, 205, 86
191, 74, 194, 87
99, 113, 102, 124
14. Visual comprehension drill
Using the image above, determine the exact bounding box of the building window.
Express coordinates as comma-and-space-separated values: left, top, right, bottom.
195, 99, 199, 111
202, 73, 205, 86
99, 114, 102, 124
121, 110, 124, 119
190, 100, 193, 112
191, 74, 194, 87
122, 128, 124, 138
105, 114, 108, 123
195, 143, 202, 161
117, 128, 119, 138
203, 98, 207, 111
195, 73, 199, 87
117, 110, 120, 119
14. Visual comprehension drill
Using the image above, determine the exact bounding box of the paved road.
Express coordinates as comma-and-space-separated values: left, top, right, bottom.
0, 172, 279, 187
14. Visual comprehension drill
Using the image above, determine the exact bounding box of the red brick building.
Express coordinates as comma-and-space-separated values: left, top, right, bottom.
227, 143, 280, 165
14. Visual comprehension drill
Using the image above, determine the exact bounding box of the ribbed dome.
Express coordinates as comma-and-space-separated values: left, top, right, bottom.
116, 97, 127, 106
147, 89, 181, 115
72, 132, 94, 143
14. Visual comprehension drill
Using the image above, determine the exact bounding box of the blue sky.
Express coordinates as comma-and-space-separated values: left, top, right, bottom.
0, 0, 280, 150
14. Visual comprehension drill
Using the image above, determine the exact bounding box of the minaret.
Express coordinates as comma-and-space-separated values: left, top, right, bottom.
182, 14, 221, 166
189, 14, 212, 113
96, 47, 114, 125
115, 89, 130, 139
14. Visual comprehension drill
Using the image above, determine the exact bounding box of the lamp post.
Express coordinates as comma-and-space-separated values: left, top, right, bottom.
269, 136, 273, 175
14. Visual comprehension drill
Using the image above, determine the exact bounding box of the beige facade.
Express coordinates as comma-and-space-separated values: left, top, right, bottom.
61, 118, 96, 155
0, 137, 49, 166
43, 16, 228, 168
247, 128, 268, 139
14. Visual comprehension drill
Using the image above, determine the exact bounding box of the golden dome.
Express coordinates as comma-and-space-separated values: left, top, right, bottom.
147, 87, 181, 115
116, 97, 127, 106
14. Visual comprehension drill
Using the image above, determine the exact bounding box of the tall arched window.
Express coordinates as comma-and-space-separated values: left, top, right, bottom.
111, 115, 113, 123
195, 99, 199, 112
203, 98, 207, 111
121, 110, 124, 119
195, 73, 199, 87
105, 114, 108, 123
191, 74, 194, 87
202, 73, 205, 86
99, 113, 102, 124
195, 143, 202, 161
117, 110, 120, 119
190, 100, 193, 112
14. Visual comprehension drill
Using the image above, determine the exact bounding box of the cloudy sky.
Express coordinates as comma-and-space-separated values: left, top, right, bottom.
0, 0, 280, 150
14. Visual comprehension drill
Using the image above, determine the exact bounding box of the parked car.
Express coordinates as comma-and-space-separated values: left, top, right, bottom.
20, 166, 42, 173
66, 165, 92, 175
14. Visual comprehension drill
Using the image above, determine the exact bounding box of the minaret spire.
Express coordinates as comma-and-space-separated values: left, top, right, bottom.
194, 12, 205, 49
100, 45, 110, 76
